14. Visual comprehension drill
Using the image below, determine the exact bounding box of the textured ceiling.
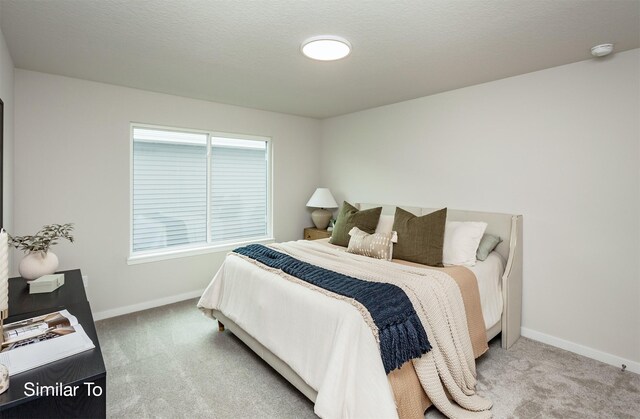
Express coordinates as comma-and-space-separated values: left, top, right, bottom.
1, 0, 639, 118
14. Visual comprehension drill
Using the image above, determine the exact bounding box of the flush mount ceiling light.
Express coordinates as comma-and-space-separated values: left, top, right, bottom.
591, 43, 614, 57
301, 35, 351, 61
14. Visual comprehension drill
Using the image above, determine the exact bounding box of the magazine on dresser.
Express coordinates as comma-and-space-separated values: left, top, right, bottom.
0, 309, 95, 376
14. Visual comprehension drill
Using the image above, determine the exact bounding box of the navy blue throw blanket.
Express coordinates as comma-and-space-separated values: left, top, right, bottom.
233, 244, 431, 373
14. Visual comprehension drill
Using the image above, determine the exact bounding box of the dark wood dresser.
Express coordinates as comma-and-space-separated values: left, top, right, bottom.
0, 269, 106, 418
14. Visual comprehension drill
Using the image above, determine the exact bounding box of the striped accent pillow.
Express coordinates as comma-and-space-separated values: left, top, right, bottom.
347, 227, 395, 260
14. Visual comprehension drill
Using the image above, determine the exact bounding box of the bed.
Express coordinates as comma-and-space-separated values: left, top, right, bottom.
198, 204, 523, 418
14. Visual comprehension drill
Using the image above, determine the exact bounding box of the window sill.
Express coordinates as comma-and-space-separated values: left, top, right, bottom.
127, 237, 275, 265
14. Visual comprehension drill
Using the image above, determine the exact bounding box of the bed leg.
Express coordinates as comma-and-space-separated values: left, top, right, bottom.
218, 321, 225, 332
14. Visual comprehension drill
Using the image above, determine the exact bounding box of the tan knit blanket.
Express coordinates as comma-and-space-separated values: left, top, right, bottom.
270, 241, 493, 419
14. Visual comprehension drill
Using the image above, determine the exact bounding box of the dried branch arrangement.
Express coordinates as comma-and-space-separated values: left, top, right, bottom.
9, 224, 75, 254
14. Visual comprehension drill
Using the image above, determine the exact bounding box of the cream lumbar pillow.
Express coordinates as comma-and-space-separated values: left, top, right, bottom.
347, 227, 396, 261
442, 221, 488, 267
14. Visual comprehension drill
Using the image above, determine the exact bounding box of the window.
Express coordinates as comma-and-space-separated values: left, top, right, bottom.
131, 125, 271, 260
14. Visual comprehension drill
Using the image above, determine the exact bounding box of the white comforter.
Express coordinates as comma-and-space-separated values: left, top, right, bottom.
198, 252, 397, 418
198, 241, 492, 419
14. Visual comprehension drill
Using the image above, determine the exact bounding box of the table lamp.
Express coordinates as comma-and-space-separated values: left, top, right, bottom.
306, 188, 338, 230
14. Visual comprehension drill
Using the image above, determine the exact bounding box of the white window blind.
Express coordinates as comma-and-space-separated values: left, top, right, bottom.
211, 138, 267, 242
132, 126, 270, 256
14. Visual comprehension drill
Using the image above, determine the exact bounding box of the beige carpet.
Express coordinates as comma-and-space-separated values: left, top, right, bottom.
95, 299, 639, 418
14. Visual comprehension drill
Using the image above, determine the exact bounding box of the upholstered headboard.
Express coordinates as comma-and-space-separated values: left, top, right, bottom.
357, 203, 523, 349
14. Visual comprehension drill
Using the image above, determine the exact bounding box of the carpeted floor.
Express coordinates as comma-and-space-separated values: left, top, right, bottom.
95, 299, 640, 418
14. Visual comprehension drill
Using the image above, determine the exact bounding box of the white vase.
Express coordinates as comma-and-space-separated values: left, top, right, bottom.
18, 251, 59, 280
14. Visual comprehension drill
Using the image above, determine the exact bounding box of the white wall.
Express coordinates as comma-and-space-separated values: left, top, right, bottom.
321, 49, 640, 366
0, 17, 13, 241
14, 70, 321, 315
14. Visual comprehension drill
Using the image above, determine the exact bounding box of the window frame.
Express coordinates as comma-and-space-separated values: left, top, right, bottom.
128, 123, 274, 265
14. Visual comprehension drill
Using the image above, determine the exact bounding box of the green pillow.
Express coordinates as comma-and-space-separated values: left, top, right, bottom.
330, 202, 382, 247
476, 233, 502, 261
392, 207, 447, 266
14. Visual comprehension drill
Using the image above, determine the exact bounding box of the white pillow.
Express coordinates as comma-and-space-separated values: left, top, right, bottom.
443, 221, 488, 267
375, 214, 395, 234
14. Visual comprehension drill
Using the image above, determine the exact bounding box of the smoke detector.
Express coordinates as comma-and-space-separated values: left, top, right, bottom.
591, 44, 614, 57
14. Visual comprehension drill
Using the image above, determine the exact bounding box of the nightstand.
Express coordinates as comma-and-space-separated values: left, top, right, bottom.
304, 227, 331, 240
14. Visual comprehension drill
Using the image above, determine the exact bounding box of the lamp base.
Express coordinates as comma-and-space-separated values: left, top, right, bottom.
311, 208, 332, 230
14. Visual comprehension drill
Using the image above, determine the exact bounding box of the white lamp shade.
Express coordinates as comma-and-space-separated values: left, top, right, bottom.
306, 188, 338, 209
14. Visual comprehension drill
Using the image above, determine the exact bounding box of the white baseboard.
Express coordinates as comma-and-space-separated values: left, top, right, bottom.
92, 289, 205, 321
521, 327, 640, 374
